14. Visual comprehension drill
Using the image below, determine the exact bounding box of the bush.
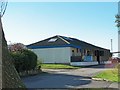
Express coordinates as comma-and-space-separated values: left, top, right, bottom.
10, 49, 37, 73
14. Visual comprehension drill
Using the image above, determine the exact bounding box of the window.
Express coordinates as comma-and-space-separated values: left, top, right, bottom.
87, 51, 90, 56
79, 49, 81, 52
72, 50, 75, 56
94, 50, 104, 56
48, 38, 57, 42
100, 51, 104, 56
84, 49, 86, 54
76, 48, 79, 53
95, 50, 99, 56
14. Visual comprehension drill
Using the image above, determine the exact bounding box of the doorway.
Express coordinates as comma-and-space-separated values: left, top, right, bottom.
95, 50, 100, 64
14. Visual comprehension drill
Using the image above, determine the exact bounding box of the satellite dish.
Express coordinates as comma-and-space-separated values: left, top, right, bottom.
0, 0, 8, 17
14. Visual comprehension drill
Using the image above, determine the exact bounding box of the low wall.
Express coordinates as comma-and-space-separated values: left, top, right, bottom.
70, 61, 98, 66
19, 69, 42, 77
104, 61, 112, 64
70, 61, 111, 66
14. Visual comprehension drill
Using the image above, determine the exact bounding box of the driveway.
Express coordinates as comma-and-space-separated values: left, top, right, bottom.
22, 64, 119, 89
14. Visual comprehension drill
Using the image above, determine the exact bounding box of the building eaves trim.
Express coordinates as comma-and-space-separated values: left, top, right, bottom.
27, 44, 81, 49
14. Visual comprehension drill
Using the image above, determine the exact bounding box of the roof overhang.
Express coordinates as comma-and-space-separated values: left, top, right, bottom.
27, 44, 81, 49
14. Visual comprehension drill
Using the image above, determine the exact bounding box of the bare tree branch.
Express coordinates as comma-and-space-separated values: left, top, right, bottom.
0, 0, 8, 17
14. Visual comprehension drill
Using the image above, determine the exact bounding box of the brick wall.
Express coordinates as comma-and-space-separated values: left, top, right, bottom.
0, 18, 25, 88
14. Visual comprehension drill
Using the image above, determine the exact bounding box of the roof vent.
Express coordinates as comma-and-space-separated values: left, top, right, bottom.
48, 38, 58, 42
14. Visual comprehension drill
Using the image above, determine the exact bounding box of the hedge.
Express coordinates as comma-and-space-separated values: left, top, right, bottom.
10, 49, 37, 73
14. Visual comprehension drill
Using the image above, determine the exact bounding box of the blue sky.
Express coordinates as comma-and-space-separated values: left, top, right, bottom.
2, 2, 118, 52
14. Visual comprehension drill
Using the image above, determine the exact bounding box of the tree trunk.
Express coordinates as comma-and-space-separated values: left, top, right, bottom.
0, 18, 25, 88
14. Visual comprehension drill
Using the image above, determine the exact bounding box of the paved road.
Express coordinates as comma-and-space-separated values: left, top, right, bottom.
22, 65, 119, 89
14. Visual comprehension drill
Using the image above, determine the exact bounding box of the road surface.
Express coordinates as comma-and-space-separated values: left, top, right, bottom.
22, 65, 119, 89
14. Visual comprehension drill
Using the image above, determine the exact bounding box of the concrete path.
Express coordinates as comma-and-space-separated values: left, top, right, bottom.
22, 64, 119, 89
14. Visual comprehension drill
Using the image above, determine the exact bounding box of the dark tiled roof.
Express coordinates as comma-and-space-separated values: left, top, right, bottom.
60, 35, 109, 50
27, 35, 109, 51
27, 35, 68, 47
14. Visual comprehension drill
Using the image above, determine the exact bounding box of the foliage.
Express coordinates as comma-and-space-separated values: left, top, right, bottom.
10, 49, 37, 73
40, 64, 80, 69
94, 68, 119, 82
37, 60, 42, 67
115, 63, 120, 69
8, 43, 27, 52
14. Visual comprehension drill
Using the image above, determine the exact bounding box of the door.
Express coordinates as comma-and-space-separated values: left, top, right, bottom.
95, 50, 100, 64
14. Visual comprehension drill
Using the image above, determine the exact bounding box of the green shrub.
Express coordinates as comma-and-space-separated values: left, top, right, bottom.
10, 49, 37, 73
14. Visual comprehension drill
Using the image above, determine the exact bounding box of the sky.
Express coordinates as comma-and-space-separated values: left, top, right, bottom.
1, 1, 119, 54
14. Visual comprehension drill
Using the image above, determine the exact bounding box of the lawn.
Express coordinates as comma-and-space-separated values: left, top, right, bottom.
93, 64, 120, 82
39, 64, 80, 69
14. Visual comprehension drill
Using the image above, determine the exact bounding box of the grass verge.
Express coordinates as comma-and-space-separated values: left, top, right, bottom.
39, 64, 80, 69
93, 64, 120, 82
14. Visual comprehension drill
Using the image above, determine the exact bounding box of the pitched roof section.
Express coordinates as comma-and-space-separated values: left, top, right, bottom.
60, 35, 109, 51
57, 35, 70, 44
27, 35, 71, 49
27, 35, 109, 51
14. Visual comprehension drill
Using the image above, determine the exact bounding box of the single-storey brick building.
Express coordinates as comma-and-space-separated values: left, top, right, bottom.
27, 35, 111, 66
